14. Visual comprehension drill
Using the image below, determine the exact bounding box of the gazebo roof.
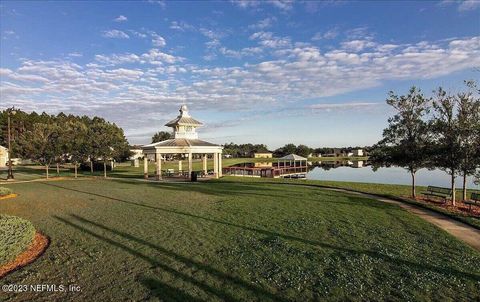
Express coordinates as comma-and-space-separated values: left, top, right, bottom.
165, 105, 203, 127
142, 138, 220, 149
279, 154, 308, 161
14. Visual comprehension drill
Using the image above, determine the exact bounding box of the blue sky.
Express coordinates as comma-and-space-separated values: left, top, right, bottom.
1, 0, 479, 148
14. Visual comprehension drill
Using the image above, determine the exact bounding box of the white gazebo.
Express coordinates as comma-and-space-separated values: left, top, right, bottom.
141, 105, 223, 180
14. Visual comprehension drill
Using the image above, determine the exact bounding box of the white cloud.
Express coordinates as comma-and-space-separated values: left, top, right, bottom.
248, 17, 277, 30
268, 0, 294, 10
439, 0, 480, 11
151, 33, 166, 47
129, 30, 148, 38
250, 31, 291, 48
95, 53, 141, 65
2, 36, 479, 143
309, 102, 380, 111
458, 0, 480, 11
68, 52, 83, 57
114, 15, 128, 22
341, 39, 377, 52
147, 0, 166, 8
231, 0, 293, 10
312, 27, 339, 41
102, 29, 130, 39
170, 21, 195, 31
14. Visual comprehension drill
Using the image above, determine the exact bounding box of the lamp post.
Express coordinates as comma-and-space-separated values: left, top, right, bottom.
7, 108, 16, 180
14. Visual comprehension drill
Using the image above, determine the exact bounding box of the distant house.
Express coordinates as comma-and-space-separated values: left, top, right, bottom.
253, 152, 273, 158
352, 149, 364, 157
0, 145, 8, 167
324, 148, 344, 157
129, 147, 144, 160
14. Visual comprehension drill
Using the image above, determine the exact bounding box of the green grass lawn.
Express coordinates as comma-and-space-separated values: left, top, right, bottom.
0, 178, 479, 301
302, 180, 480, 230
0, 215, 35, 265
222, 177, 480, 230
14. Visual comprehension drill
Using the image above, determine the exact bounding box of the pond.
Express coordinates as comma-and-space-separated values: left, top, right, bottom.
307, 160, 478, 189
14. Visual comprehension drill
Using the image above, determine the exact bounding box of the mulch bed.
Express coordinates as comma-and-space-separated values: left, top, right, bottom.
0, 194, 18, 200
416, 197, 480, 217
0, 231, 50, 279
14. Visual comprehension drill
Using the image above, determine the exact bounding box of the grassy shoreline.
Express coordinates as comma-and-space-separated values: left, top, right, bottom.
221, 177, 480, 230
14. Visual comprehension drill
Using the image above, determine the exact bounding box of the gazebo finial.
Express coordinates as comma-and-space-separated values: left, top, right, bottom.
179, 104, 190, 117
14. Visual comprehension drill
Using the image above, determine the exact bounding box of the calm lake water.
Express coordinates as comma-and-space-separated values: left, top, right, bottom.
307, 161, 478, 189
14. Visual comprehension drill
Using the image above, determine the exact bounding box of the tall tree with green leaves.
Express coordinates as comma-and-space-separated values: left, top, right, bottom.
431, 87, 462, 206
64, 120, 89, 178
296, 144, 312, 158
151, 131, 172, 143
456, 81, 480, 200
20, 123, 61, 178
371, 87, 431, 198
89, 119, 130, 178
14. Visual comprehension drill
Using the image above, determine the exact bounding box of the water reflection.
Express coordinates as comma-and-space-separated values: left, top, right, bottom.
308, 160, 477, 189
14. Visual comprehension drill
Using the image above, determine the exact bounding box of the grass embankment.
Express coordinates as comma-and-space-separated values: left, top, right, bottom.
227, 177, 480, 230
304, 180, 480, 230
0, 178, 479, 301
0, 215, 35, 266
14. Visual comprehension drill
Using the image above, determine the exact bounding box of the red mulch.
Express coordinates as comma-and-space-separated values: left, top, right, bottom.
415, 197, 480, 217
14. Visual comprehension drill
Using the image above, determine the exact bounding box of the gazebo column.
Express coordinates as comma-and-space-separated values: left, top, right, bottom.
143, 156, 149, 179
178, 160, 182, 172
155, 152, 162, 180
188, 152, 193, 176
202, 154, 207, 175
213, 152, 218, 179
218, 153, 222, 177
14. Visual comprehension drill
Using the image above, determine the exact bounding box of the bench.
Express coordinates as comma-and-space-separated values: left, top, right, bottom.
465, 192, 480, 212
422, 186, 453, 203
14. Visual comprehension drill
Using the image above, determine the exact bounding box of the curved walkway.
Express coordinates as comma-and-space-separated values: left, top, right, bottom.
325, 187, 480, 251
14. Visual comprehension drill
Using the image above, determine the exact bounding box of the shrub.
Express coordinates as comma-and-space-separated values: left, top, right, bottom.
0, 215, 35, 265
0, 187, 12, 197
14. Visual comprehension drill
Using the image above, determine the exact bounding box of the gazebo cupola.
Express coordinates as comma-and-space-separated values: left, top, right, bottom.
165, 105, 203, 139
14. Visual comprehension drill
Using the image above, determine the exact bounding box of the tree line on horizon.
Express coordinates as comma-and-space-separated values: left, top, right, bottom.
371, 81, 480, 205
149, 132, 372, 159
0, 110, 130, 178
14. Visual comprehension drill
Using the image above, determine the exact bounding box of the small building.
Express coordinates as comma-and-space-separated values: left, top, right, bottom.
253, 152, 273, 159
0, 145, 9, 167
352, 149, 364, 156
129, 147, 144, 160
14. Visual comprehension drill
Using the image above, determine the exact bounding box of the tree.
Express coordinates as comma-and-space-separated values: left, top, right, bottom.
151, 131, 172, 143
371, 87, 431, 198
89, 120, 130, 178
296, 144, 312, 158
20, 123, 61, 178
274, 143, 297, 157
456, 81, 480, 200
431, 87, 462, 206
64, 120, 88, 178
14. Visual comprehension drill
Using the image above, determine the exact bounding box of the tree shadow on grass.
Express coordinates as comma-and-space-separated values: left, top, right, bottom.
53, 214, 287, 302
43, 182, 480, 283
139, 276, 205, 302
52, 200, 480, 290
